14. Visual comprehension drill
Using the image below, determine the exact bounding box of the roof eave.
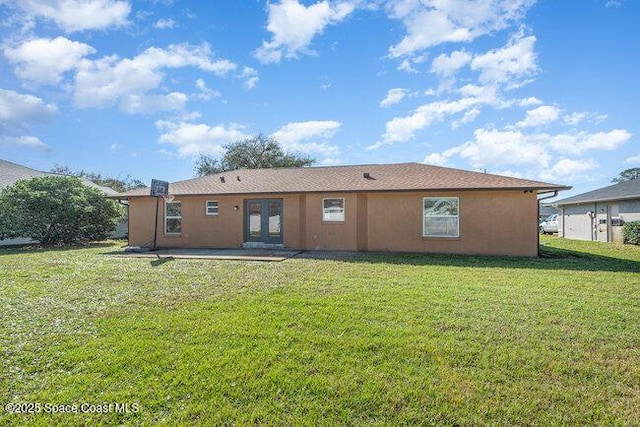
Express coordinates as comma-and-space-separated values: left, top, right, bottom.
555, 194, 640, 206
115, 185, 572, 198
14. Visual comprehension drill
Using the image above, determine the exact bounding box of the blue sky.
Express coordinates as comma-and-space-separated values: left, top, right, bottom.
0, 0, 638, 199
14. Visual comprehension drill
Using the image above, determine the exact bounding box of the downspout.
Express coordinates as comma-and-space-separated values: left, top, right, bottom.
537, 190, 558, 256
118, 199, 129, 246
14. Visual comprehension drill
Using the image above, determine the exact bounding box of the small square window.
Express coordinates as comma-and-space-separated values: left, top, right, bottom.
323, 198, 345, 222
206, 200, 219, 216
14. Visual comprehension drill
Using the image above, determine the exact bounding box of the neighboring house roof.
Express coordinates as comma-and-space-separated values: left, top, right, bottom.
117, 162, 569, 198
539, 204, 558, 216
554, 179, 640, 206
0, 158, 119, 196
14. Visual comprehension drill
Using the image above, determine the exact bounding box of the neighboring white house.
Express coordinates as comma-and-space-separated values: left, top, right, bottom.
0, 158, 126, 245
554, 179, 640, 243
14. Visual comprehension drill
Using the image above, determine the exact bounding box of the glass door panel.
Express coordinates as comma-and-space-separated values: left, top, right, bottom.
268, 202, 282, 238
249, 202, 262, 239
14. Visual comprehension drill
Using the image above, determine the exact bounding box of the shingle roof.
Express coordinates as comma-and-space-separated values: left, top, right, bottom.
0, 158, 118, 196
554, 179, 640, 206
117, 162, 569, 198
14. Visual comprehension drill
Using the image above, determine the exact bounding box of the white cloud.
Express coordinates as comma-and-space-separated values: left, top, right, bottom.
73, 43, 237, 112
0, 89, 57, 152
0, 89, 58, 123
421, 126, 631, 177
380, 88, 407, 108
0, 135, 50, 151
563, 111, 608, 126
548, 129, 631, 154
563, 112, 587, 126
398, 58, 418, 73
154, 18, 176, 29
430, 50, 472, 76
254, 0, 356, 63
241, 67, 259, 90
539, 158, 598, 181
581, 129, 631, 151
4, 36, 96, 84
458, 128, 550, 169
119, 92, 187, 114
516, 105, 561, 128
155, 120, 248, 156
470, 33, 538, 88
271, 120, 341, 156
492, 169, 523, 178
194, 79, 220, 100
376, 38, 544, 149
387, 0, 534, 58
625, 154, 640, 164
452, 107, 480, 128
10, 0, 131, 32
371, 97, 479, 148
320, 157, 342, 165
518, 97, 543, 107
423, 146, 463, 166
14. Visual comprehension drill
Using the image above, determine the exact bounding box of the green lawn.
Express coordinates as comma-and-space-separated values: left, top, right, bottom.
1, 237, 638, 425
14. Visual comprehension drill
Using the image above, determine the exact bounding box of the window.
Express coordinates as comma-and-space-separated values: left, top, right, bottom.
323, 198, 345, 221
423, 197, 459, 237
165, 201, 181, 234
206, 200, 219, 216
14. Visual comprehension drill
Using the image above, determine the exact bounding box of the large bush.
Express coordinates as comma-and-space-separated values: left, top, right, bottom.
0, 176, 119, 246
623, 221, 640, 245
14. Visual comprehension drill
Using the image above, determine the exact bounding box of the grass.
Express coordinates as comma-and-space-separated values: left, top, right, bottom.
0, 236, 638, 425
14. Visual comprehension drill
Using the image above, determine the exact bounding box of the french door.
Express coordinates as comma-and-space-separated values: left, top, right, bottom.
244, 199, 283, 244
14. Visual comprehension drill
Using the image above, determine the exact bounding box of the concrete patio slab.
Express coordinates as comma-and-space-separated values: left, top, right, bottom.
114, 248, 301, 262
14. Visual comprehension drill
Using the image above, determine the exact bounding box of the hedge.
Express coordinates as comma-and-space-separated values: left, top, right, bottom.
623, 220, 640, 245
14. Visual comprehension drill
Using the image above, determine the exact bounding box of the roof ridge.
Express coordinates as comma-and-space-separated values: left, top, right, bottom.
116, 162, 570, 198
0, 157, 51, 175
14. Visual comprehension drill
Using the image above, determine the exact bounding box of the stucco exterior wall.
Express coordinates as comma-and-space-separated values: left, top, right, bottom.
560, 203, 596, 241
366, 190, 538, 256
127, 189, 540, 256
560, 199, 640, 242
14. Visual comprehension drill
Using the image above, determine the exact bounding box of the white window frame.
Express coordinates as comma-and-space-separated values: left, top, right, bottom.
423, 197, 459, 238
205, 200, 219, 216
165, 201, 182, 234
323, 198, 345, 222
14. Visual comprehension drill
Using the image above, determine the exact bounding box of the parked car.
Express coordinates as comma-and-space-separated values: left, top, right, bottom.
539, 214, 559, 234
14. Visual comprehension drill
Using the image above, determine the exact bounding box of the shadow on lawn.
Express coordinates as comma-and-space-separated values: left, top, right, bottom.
296, 246, 640, 273
0, 242, 117, 256
150, 256, 174, 267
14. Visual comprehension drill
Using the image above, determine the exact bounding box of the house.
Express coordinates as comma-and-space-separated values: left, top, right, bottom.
0, 158, 125, 245
116, 163, 569, 257
554, 179, 640, 242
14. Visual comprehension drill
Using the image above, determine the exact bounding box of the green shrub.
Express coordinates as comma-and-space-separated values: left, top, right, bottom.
623, 220, 640, 245
0, 176, 119, 246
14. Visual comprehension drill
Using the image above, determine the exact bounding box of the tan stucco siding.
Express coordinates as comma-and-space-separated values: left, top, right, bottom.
128, 197, 157, 247
366, 190, 538, 256
301, 193, 359, 251
127, 190, 539, 256
129, 195, 244, 248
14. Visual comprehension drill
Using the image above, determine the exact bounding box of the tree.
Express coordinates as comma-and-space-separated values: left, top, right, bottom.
194, 134, 315, 176
50, 165, 146, 192
612, 168, 640, 183
0, 176, 120, 246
